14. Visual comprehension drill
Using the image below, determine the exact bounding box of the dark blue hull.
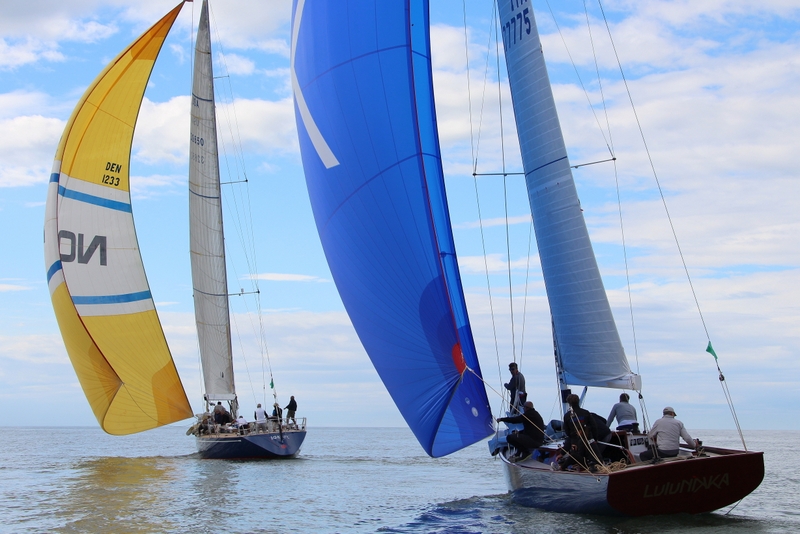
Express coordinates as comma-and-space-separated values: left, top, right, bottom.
196, 430, 306, 459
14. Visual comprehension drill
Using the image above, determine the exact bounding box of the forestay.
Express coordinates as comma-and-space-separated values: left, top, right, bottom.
43, 3, 192, 435
291, 0, 493, 457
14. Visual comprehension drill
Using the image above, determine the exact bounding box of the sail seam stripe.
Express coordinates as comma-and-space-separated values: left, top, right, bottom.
193, 287, 229, 297
46, 260, 62, 282
318, 153, 420, 233
297, 44, 408, 89
58, 185, 132, 213
318, 147, 444, 233
524, 155, 568, 177
189, 187, 220, 200
50, 172, 59, 183
191, 92, 213, 102
72, 290, 151, 305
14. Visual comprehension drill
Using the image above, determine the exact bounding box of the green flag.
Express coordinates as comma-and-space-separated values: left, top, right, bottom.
270, 378, 274, 389
706, 341, 718, 361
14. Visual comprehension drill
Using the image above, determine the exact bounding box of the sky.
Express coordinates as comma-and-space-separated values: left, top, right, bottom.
1, 0, 798, 440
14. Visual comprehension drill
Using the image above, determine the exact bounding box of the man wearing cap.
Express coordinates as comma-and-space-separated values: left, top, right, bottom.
640, 406, 699, 461
503, 362, 526, 413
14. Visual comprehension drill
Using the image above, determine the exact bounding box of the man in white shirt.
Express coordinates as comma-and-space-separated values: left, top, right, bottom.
234, 414, 250, 434
254, 403, 268, 432
640, 406, 698, 461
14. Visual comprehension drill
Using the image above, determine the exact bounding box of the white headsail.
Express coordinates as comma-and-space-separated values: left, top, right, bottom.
498, 0, 640, 391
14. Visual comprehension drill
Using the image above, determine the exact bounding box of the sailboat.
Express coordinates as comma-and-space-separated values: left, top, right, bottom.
44, 0, 305, 460
290, 0, 763, 516
188, 0, 306, 459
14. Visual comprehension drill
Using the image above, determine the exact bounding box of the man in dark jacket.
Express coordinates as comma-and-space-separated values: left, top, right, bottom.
503, 362, 526, 413
497, 401, 544, 462
284, 396, 298, 425
557, 394, 601, 471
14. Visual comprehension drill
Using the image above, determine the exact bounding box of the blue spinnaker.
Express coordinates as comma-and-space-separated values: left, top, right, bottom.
291, 0, 493, 456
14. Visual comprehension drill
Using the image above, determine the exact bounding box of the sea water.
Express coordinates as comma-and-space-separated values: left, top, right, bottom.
0, 427, 796, 533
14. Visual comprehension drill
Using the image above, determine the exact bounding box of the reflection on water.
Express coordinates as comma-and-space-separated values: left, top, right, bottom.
50, 454, 255, 533
186, 458, 240, 524
56, 457, 181, 533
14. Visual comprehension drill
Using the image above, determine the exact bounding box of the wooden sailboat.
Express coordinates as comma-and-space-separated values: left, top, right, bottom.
290, 0, 763, 514
486, 0, 762, 515
44, 0, 305, 459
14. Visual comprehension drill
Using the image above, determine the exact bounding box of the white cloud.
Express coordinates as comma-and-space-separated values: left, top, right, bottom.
216, 97, 298, 154
0, 90, 53, 119
459, 253, 541, 275
0, 38, 63, 69
0, 2, 118, 69
132, 95, 298, 167
218, 52, 255, 76
455, 214, 531, 229
194, 0, 291, 52
249, 273, 327, 283
0, 115, 64, 187
133, 95, 190, 165
0, 284, 31, 292
129, 173, 185, 200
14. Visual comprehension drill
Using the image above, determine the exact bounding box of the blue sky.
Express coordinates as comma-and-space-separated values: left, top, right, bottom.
1, 0, 798, 436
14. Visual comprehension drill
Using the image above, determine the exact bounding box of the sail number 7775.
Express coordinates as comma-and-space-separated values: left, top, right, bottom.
502, 0, 531, 50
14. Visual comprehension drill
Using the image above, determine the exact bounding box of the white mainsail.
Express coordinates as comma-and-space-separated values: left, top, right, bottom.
189, 0, 236, 403
498, 0, 640, 391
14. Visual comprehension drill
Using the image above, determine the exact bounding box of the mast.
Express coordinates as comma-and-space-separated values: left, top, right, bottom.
189, 0, 237, 414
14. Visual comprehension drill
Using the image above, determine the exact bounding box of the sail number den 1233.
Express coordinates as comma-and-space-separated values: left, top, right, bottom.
102, 161, 122, 187
502, 0, 531, 50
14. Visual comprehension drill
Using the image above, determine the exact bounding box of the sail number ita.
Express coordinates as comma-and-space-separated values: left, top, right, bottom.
502, 0, 531, 50
190, 133, 205, 164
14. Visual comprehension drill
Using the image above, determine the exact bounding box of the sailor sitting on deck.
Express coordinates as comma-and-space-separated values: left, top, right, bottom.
497, 401, 544, 463
198, 414, 213, 435
213, 402, 232, 425
234, 415, 250, 434
640, 406, 699, 461
556, 394, 601, 472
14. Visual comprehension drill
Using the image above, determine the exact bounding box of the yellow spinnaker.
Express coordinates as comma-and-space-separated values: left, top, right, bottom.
44, 2, 192, 435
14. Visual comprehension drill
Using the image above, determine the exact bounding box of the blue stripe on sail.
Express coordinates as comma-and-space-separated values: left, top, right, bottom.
47, 260, 62, 283
50, 173, 59, 183
58, 185, 132, 213
72, 290, 151, 305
